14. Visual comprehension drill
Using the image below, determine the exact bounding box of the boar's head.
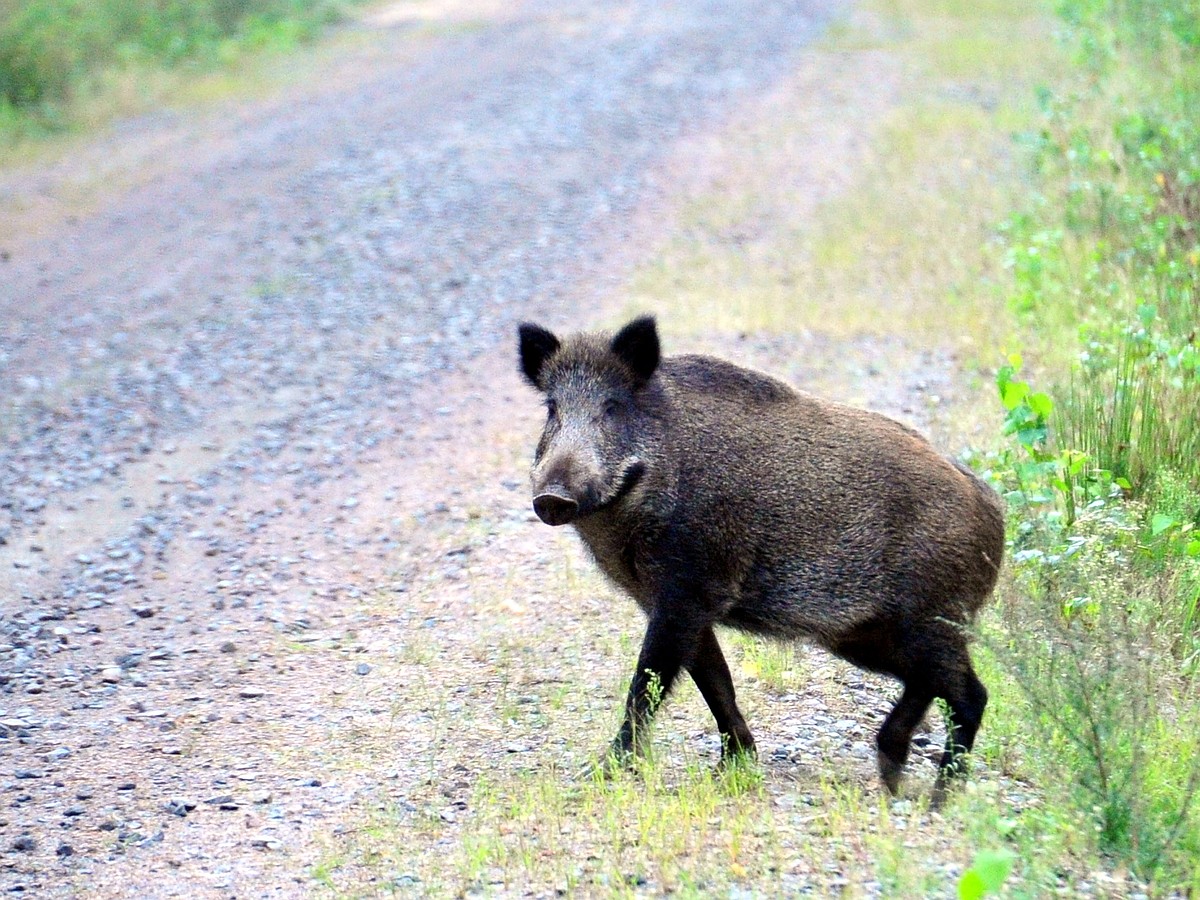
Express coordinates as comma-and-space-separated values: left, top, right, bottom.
517, 316, 661, 526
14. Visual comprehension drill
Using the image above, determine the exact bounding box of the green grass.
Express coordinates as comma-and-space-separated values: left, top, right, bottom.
0, 0, 357, 150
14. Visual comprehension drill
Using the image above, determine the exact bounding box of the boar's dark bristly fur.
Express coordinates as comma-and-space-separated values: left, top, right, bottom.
517, 316, 1005, 803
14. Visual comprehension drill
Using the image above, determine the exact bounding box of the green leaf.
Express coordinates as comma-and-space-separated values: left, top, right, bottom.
1001, 380, 1030, 411
972, 849, 1016, 893
1186, 539, 1200, 557
1016, 423, 1048, 449
958, 847, 1017, 898
1115, 477, 1133, 490
1027, 391, 1054, 418
1151, 513, 1178, 536
958, 870, 986, 900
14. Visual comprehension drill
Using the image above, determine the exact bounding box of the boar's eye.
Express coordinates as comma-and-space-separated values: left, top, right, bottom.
603, 399, 621, 418
545, 398, 558, 419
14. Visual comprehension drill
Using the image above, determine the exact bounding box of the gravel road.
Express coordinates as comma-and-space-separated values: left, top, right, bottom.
0, 1, 860, 894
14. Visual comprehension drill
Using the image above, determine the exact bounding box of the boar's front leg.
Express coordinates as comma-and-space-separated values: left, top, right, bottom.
609, 610, 699, 762
688, 626, 755, 760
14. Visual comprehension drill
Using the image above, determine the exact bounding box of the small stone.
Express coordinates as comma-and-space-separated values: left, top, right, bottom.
75, 787, 94, 800
100, 667, 123, 684
355, 663, 371, 676
63, 805, 86, 817
132, 607, 155, 619
56, 843, 74, 858
14, 770, 44, 779
11, 835, 36, 852
117, 782, 136, 791
239, 687, 265, 699
220, 641, 237, 653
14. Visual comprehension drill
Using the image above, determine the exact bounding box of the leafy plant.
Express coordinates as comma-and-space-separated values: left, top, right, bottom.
957, 848, 1015, 900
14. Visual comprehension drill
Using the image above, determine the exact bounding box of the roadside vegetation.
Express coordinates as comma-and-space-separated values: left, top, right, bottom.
978, 0, 1200, 889
0, 0, 355, 149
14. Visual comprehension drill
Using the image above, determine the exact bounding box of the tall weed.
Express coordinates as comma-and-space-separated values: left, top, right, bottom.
984, 356, 1200, 888
1002, 0, 1200, 491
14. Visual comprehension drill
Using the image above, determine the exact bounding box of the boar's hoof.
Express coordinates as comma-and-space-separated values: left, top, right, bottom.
718, 729, 757, 763
878, 755, 904, 797
575, 748, 635, 783
929, 758, 969, 810
533, 491, 579, 526
715, 748, 758, 778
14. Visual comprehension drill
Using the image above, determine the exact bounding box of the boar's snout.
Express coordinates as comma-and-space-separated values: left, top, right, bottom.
533, 489, 579, 526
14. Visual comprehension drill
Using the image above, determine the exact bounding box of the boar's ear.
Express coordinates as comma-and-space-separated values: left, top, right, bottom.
610, 316, 660, 384
518, 322, 561, 389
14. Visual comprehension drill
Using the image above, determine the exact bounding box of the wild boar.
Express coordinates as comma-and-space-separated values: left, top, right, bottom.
517, 315, 1005, 802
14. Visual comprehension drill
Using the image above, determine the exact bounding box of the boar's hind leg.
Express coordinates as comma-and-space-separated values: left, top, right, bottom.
688, 627, 756, 759
876, 681, 936, 795
931, 657, 988, 806
861, 622, 987, 803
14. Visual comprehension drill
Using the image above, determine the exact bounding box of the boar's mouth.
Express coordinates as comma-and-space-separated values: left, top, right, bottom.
533, 459, 645, 527
593, 458, 646, 513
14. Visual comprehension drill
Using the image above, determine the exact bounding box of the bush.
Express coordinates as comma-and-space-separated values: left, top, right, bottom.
983, 354, 1200, 888
1001, 0, 1200, 493
0, 0, 347, 113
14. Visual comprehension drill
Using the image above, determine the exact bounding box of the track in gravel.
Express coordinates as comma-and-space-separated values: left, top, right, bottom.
0, 0, 829, 582
0, 0, 861, 894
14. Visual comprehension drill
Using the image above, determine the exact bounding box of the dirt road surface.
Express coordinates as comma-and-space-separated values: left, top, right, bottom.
0, 0, 984, 895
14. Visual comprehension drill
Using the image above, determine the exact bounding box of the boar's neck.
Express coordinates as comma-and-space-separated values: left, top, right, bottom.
570, 415, 678, 609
